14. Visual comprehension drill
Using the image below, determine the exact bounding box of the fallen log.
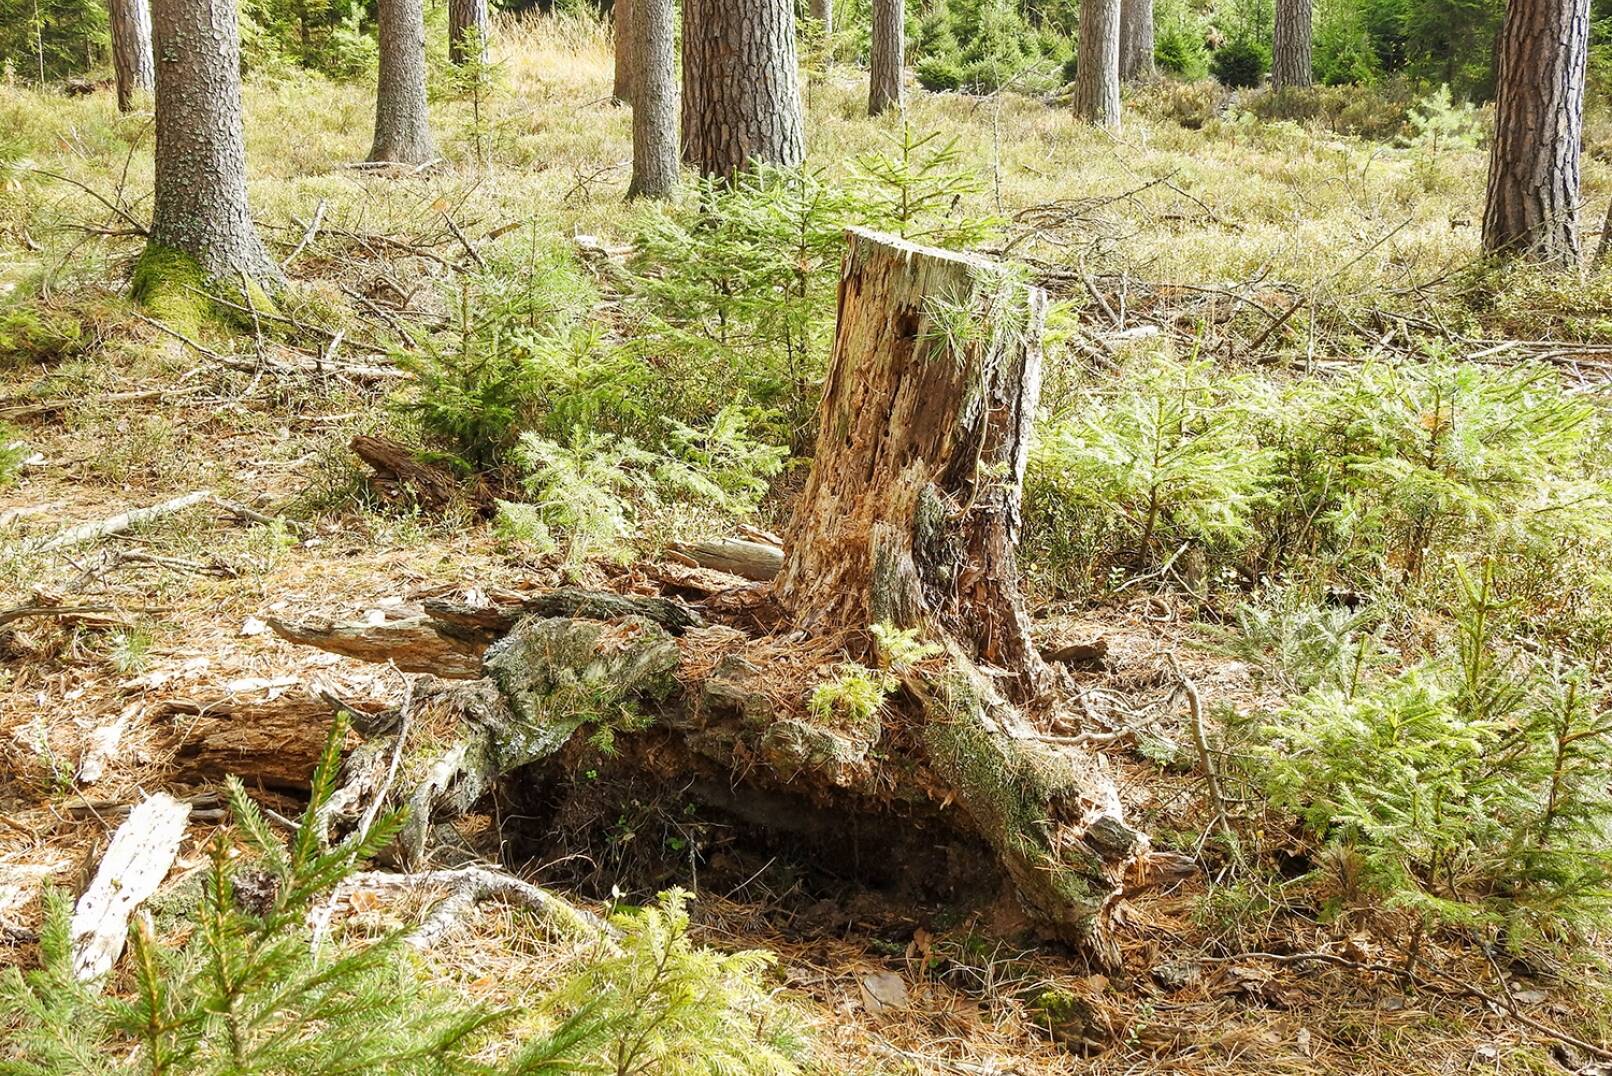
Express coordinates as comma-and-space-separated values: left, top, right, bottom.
276, 229, 1148, 968
159, 693, 370, 790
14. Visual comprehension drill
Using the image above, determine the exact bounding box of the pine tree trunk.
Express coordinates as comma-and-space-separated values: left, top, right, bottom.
868, 0, 903, 116
1118, 0, 1154, 82
146, 0, 278, 286
1073, 0, 1121, 130
809, 0, 832, 34
627, 0, 677, 199
369, 0, 437, 165
681, 0, 805, 178
448, 0, 488, 66
1271, 0, 1312, 88
1482, 0, 1590, 266
108, 0, 153, 112
613, 0, 633, 104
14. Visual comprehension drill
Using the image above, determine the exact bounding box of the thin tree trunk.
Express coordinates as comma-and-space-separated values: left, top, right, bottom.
1594, 198, 1612, 268
627, 0, 677, 199
681, 0, 805, 178
1118, 0, 1154, 82
108, 0, 153, 111
1073, 0, 1121, 130
613, 0, 633, 104
809, 0, 831, 35
1271, 0, 1312, 89
369, 0, 437, 165
448, 0, 488, 66
868, 0, 903, 116
145, 0, 278, 286
1483, 0, 1590, 266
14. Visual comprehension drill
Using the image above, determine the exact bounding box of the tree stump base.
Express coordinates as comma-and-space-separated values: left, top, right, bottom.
278, 230, 1149, 967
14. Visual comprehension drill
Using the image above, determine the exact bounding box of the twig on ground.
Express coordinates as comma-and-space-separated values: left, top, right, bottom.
282, 199, 328, 269
1199, 949, 1612, 1062
1168, 653, 1231, 840
343, 867, 619, 949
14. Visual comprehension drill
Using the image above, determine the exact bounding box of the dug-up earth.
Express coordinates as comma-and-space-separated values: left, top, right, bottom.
6, 19, 1612, 1076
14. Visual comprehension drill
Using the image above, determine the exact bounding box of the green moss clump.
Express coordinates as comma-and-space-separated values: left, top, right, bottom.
130, 243, 215, 335
0, 304, 86, 368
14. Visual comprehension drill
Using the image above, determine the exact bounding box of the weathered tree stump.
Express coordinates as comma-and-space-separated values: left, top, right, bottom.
273, 230, 1148, 967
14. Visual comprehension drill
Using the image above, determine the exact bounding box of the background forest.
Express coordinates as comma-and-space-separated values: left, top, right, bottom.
3, 0, 1612, 1073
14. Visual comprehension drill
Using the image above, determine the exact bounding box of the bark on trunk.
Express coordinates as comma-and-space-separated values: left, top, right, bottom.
1118, 0, 1154, 83
809, 0, 832, 35
108, 0, 153, 112
773, 229, 1052, 705
1271, 0, 1313, 89
681, 0, 805, 178
613, 0, 634, 104
448, 0, 488, 66
1073, 0, 1122, 130
274, 231, 1148, 968
1482, 0, 1590, 266
369, 0, 438, 165
868, 0, 903, 116
627, 0, 678, 199
146, 0, 279, 286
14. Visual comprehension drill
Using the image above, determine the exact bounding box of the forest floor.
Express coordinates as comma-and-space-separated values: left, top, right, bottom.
5, 16, 1612, 1075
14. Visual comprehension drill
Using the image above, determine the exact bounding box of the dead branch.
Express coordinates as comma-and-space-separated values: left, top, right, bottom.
343, 867, 617, 948
70, 793, 189, 980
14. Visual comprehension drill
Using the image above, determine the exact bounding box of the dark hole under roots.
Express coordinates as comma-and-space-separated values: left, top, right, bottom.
491, 757, 1006, 940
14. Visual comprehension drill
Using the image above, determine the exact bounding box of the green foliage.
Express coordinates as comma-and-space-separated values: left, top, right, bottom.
1028, 353, 1277, 584
1210, 37, 1270, 88
1314, 0, 1382, 84
1402, 83, 1483, 151
1153, 0, 1210, 77
916, 54, 967, 92
629, 142, 998, 445
0, 0, 105, 83
1210, 592, 1381, 694
394, 252, 606, 473
512, 406, 785, 562
239, 0, 379, 78
808, 664, 893, 727
870, 622, 943, 671
909, 0, 1073, 94
1233, 567, 1612, 944
0, 716, 608, 1075
548, 889, 806, 1076
0, 421, 26, 489
1025, 354, 1612, 609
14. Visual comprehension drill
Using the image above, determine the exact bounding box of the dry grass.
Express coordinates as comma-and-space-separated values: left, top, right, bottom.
4, 14, 1612, 1073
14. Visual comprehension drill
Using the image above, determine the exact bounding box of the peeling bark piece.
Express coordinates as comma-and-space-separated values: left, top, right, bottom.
70, 792, 189, 981
350, 434, 493, 516
1040, 638, 1110, 671
670, 538, 783, 582
267, 611, 484, 678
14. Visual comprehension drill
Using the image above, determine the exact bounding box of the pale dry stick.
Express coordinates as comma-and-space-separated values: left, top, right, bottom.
282, 198, 328, 269
24, 490, 214, 554
343, 867, 619, 950
1167, 652, 1231, 841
